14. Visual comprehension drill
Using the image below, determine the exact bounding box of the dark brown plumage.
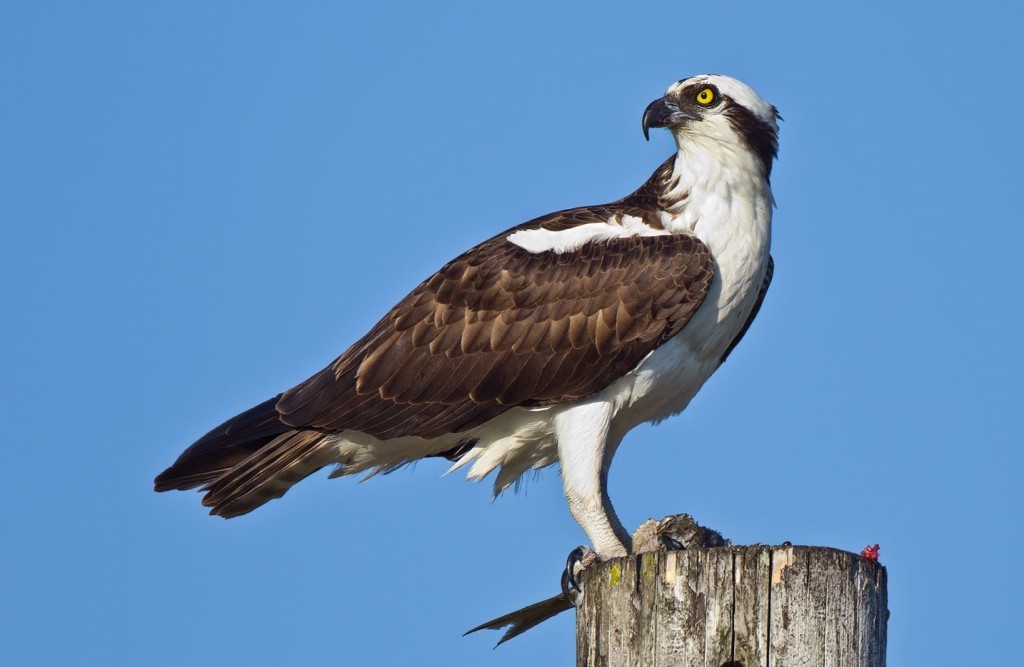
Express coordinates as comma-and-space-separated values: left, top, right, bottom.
277, 230, 714, 439
152, 395, 288, 493
155, 156, 722, 517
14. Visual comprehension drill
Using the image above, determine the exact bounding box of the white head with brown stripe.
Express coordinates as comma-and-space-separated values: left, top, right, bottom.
643, 74, 780, 178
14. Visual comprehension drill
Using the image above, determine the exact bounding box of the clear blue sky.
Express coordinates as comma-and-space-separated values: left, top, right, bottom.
2, 2, 1021, 665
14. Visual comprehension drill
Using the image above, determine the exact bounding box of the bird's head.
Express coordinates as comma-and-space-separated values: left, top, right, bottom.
642, 75, 780, 174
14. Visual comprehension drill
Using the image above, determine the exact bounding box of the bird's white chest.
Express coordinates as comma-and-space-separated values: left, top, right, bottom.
442, 146, 774, 491
607, 155, 773, 433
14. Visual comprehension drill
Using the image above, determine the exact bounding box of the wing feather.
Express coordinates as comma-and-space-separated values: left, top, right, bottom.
155, 159, 719, 513
275, 223, 714, 440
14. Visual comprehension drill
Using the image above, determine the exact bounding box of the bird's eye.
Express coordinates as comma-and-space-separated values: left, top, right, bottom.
695, 87, 716, 106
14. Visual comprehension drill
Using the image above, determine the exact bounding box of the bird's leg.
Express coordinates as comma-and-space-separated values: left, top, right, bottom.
554, 400, 632, 602
555, 400, 632, 557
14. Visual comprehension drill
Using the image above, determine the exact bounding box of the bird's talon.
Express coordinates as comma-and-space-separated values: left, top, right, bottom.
560, 568, 582, 607
560, 545, 595, 606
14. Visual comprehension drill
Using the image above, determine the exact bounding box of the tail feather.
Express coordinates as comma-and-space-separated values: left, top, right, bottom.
154, 395, 290, 492
199, 430, 332, 518
155, 395, 334, 517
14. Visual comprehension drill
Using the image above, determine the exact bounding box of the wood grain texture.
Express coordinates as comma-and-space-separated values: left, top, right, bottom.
577, 546, 887, 667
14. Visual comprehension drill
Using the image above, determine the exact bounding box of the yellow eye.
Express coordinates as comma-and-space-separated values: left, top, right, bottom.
696, 87, 716, 105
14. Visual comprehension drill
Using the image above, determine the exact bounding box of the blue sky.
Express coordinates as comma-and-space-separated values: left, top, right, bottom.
2, 2, 1021, 665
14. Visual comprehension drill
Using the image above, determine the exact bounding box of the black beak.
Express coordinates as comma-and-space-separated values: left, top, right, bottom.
642, 96, 699, 141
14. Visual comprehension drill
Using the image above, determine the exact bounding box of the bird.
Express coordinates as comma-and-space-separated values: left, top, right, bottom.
155, 74, 779, 569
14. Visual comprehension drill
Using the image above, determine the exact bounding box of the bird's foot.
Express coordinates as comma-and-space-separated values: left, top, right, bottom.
659, 533, 687, 551
631, 514, 731, 555
560, 545, 598, 607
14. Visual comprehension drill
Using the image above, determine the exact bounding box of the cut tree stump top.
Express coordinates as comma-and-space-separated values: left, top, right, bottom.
576, 545, 887, 667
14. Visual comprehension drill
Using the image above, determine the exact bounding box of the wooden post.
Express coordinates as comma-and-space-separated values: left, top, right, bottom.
576, 546, 887, 667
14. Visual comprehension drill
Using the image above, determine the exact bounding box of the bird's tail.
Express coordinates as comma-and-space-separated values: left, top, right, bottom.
154, 396, 334, 517
198, 430, 334, 517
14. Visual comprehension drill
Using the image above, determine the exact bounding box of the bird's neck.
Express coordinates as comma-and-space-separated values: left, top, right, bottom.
649, 137, 773, 238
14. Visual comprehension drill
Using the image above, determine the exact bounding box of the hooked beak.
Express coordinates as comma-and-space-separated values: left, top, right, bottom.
642, 96, 699, 141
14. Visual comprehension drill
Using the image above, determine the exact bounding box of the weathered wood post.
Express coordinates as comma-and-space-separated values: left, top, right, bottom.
577, 546, 887, 667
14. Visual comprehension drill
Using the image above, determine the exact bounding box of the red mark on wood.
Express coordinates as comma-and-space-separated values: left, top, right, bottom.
860, 544, 880, 562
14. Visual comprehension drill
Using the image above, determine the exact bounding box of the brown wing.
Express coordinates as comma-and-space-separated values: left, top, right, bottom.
276, 224, 714, 440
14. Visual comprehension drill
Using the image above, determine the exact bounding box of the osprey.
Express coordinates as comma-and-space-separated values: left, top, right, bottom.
156, 74, 779, 564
